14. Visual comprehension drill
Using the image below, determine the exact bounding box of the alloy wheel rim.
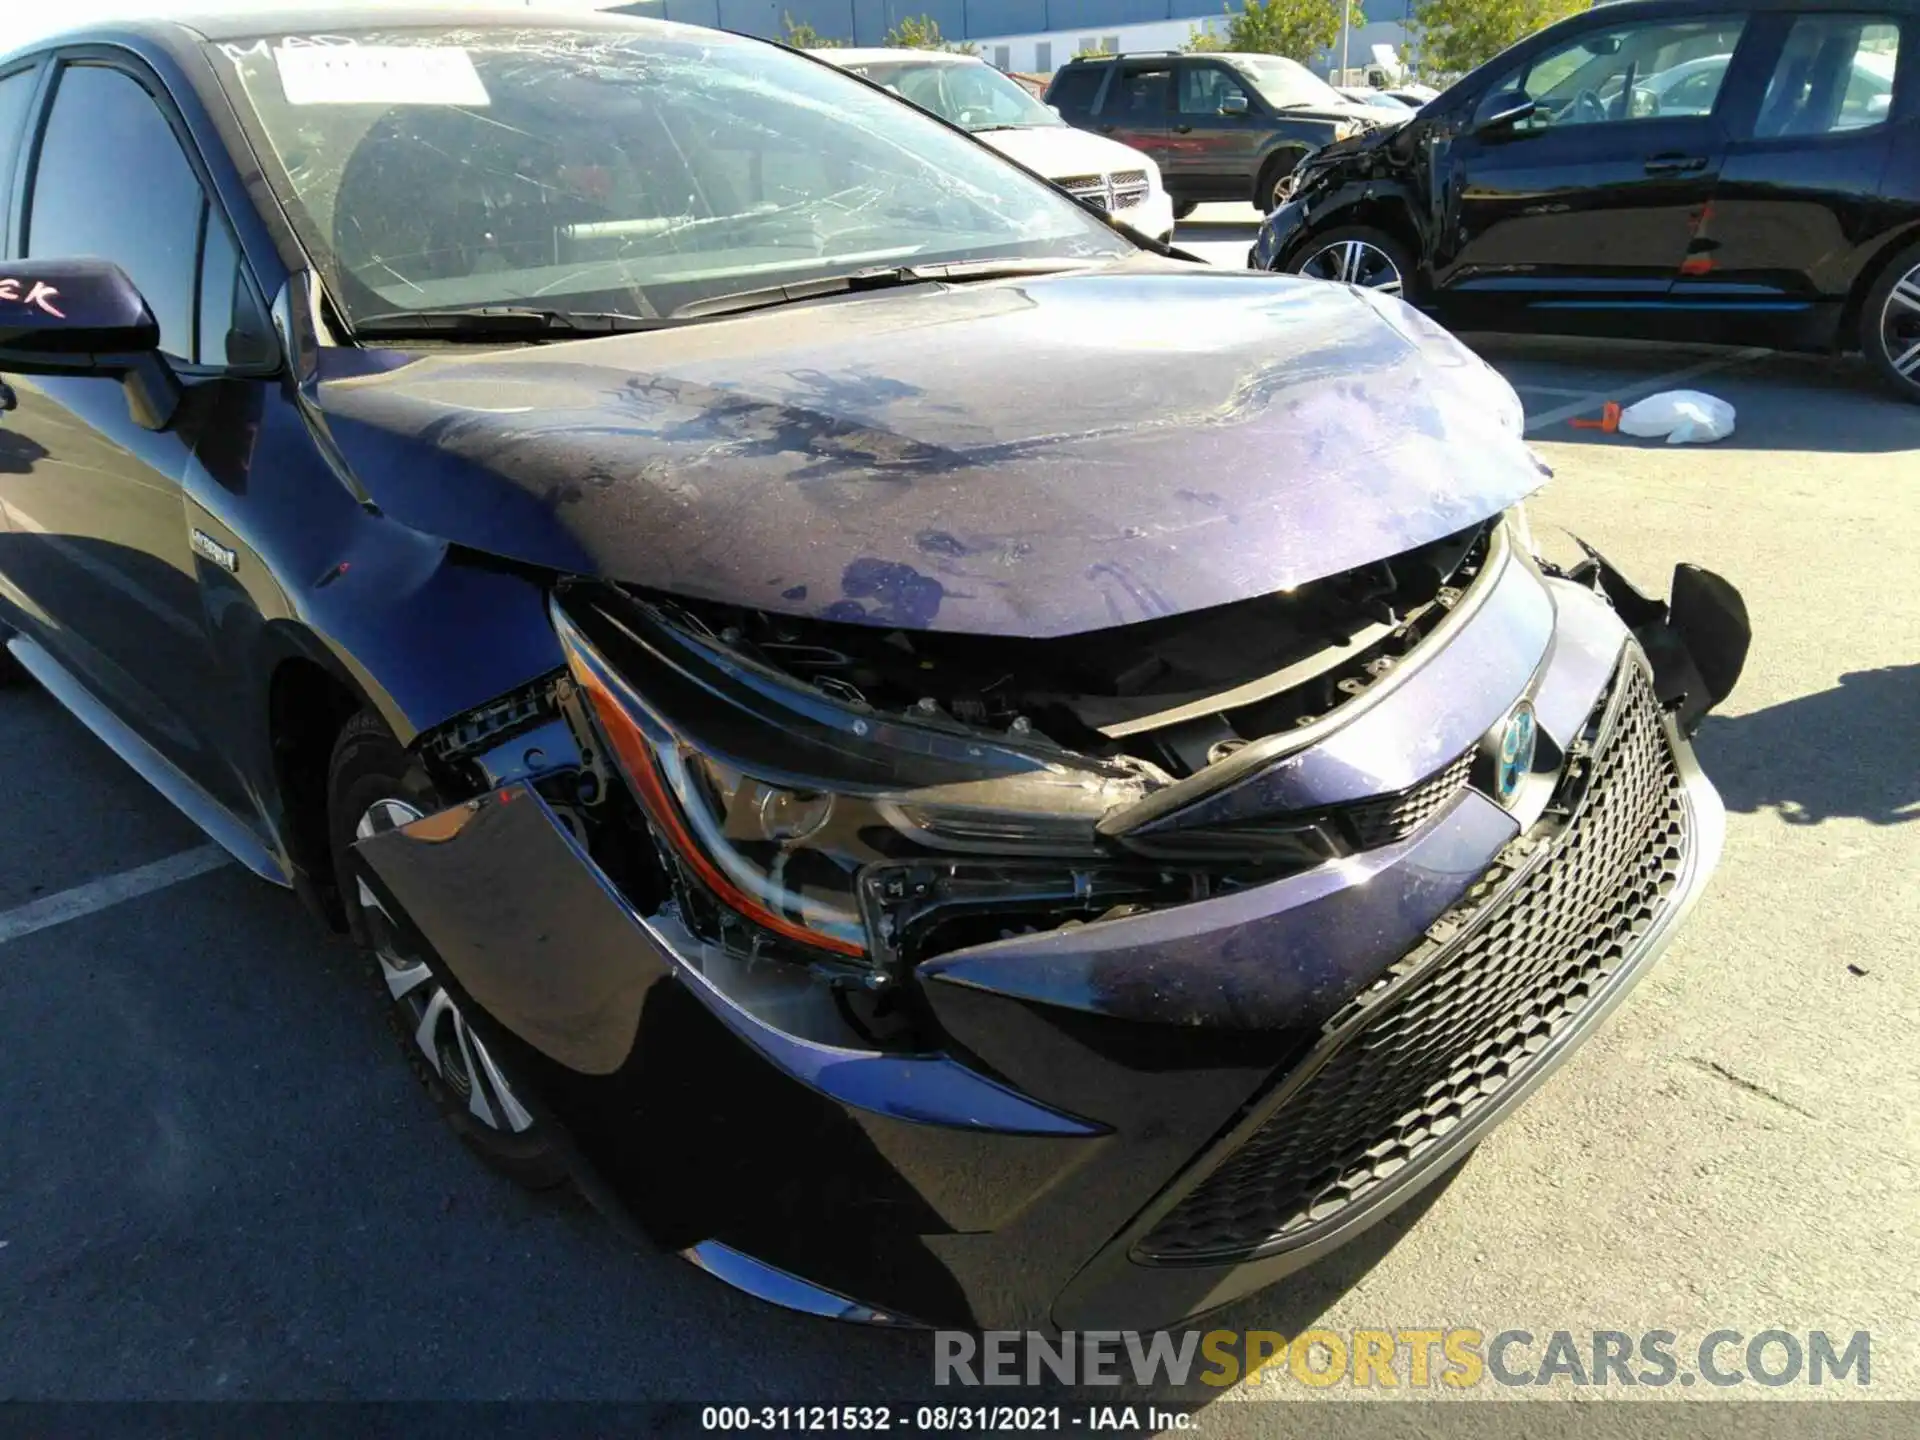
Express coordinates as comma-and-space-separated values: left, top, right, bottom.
1270, 174, 1296, 209
354, 799, 535, 1134
1298, 239, 1403, 294
1881, 262, 1920, 388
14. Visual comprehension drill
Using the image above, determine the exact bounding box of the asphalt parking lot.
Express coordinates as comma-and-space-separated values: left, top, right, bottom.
2, 205, 1915, 1413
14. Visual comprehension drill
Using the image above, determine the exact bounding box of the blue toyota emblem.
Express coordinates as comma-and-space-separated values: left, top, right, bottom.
1495, 702, 1537, 807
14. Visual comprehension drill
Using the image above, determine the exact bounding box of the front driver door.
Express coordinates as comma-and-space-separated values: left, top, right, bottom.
1434, 12, 1755, 327
0, 58, 270, 817
1164, 62, 1262, 202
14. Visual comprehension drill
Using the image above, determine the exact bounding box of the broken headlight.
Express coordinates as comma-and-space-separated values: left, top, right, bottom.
550, 587, 1237, 976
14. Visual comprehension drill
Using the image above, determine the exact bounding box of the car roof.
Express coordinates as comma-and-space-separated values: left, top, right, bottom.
820, 48, 981, 66
1532, 0, 1920, 18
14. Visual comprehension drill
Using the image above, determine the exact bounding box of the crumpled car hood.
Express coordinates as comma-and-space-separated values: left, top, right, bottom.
315, 259, 1544, 637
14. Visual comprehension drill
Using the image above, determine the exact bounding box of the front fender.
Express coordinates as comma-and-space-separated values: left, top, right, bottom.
1255, 178, 1425, 272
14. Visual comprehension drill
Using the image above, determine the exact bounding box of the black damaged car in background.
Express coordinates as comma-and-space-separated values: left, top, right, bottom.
0, 9, 1750, 1330
1252, 0, 1920, 401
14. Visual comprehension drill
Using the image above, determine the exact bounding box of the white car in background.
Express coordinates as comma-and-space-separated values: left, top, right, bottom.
814, 48, 1178, 243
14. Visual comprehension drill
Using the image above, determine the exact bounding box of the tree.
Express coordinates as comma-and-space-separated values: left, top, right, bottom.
1182, 26, 1230, 53
1074, 39, 1116, 59
1410, 0, 1585, 77
781, 14, 843, 48
1200, 0, 1364, 63
883, 15, 979, 55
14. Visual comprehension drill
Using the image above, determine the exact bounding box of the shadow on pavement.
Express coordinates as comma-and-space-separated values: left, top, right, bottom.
1695, 664, 1918, 826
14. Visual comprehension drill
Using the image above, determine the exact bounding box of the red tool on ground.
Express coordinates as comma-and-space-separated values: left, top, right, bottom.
1569, 401, 1622, 432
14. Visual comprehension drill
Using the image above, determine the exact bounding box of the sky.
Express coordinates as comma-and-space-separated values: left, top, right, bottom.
6, 0, 616, 52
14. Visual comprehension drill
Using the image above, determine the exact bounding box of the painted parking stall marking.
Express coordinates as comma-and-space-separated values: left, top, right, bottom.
0, 845, 230, 946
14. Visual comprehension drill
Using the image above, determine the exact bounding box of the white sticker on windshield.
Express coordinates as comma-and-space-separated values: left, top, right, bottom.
275, 44, 490, 106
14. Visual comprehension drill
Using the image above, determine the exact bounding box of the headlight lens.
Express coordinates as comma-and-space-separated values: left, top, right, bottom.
553, 592, 1240, 972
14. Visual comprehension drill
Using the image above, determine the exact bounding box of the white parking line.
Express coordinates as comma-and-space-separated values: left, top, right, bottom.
0, 845, 231, 946
1523, 347, 1771, 434
1512, 384, 1603, 399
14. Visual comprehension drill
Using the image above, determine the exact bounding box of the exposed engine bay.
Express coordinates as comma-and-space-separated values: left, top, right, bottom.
637, 518, 1493, 778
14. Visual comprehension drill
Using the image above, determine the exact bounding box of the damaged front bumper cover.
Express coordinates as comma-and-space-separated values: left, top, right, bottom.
354, 542, 1748, 1332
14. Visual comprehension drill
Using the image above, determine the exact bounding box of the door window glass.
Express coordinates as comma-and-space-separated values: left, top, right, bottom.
27, 65, 202, 358
0, 67, 38, 240
196, 208, 274, 368
1756, 16, 1899, 136
1047, 64, 1099, 111
1109, 67, 1171, 120
1479, 17, 1749, 130
1179, 66, 1250, 116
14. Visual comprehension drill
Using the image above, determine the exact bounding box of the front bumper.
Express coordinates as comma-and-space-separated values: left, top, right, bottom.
1249, 196, 1308, 271
356, 543, 1735, 1332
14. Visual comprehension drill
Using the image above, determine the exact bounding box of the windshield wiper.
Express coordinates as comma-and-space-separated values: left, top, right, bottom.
670, 258, 1100, 320
350, 306, 674, 342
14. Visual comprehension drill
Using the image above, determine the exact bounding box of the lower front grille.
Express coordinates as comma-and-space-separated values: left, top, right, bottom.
1136, 659, 1690, 1265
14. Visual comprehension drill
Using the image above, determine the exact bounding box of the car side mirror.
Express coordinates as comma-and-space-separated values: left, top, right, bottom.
1475, 91, 1539, 134
1220, 93, 1250, 118
0, 260, 179, 430
0, 259, 157, 359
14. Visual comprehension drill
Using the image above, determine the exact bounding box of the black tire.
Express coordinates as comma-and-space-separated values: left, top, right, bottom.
327, 710, 569, 1188
1860, 239, 1920, 403
1281, 224, 1415, 300
1172, 200, 1198, 221
1254, 151, 1307, 213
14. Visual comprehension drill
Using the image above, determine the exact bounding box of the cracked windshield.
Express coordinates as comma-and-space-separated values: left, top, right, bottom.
210, 27, 1129, 326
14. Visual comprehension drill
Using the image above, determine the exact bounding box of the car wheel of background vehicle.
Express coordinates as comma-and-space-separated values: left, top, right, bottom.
327, 710, 569, 1189
1255, 151, 1307, 213
1287, 225, 1411, 297
1172, 200, 1197, 221
1862, 242, 1920, 402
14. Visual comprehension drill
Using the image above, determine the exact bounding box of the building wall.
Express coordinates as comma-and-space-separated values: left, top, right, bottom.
608, 1, 1413, 74
969, 16, 1411, 76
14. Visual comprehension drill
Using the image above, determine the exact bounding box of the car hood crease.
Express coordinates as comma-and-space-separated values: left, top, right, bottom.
315, 264, 1545, 637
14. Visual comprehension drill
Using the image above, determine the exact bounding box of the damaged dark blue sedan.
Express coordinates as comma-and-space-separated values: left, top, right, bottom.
0, 9, 1750, 1331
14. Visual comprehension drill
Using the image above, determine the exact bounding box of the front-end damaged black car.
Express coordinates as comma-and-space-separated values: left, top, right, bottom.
0, 10, 1750, 1331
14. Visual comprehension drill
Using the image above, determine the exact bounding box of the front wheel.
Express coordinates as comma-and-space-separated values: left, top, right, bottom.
1284, 225, 1413, 298
1861, 241, 1920, 403
1255, 152, 1306, 213
328, 711, 569, 1189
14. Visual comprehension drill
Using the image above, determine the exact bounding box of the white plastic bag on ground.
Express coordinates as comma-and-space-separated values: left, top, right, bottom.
1616, 390, 1736, 444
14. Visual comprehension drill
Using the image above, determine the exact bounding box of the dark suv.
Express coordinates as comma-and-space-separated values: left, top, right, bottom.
1251, 0, 1920, 400
1045, 50, 1387, 214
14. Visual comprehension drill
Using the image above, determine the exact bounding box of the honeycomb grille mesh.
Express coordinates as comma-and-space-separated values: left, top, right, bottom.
1341, 750, 1475, 849
1137, 663, 1688, 1264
